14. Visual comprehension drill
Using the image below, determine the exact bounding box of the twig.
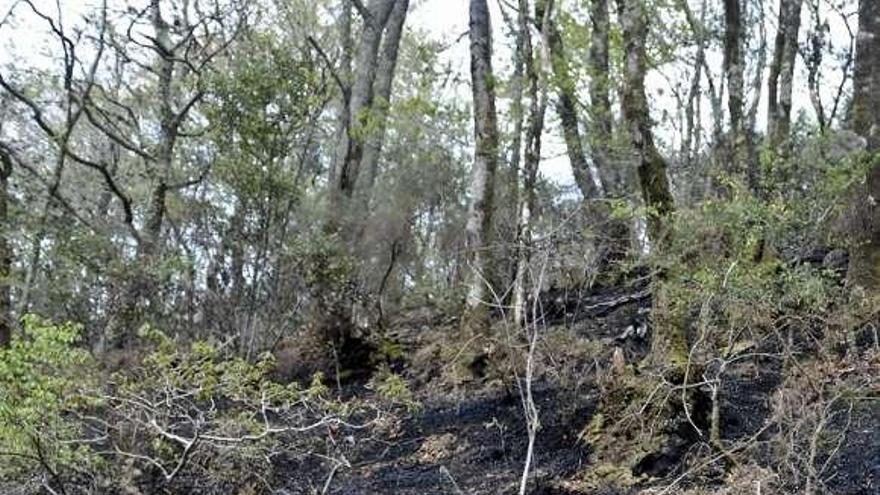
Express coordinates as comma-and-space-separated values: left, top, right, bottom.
439, 465, 465, 495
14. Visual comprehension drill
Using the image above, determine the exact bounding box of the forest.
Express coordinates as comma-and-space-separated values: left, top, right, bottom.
0, 0, 878, 493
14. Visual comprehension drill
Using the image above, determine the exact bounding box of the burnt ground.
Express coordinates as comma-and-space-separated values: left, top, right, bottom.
272, 380, 594, 495
271, 280, 879, 495
331, 383, 592, 495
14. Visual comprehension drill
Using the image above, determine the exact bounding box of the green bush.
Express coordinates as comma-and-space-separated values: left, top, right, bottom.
98, 326, 354, 492
0, 315, 99, 483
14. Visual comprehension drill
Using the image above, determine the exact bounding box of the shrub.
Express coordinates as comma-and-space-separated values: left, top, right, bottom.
0, 315, 100, 490
96, 326, 362, 493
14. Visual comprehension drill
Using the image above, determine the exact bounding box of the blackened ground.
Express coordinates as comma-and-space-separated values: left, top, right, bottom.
271, 279, 878, 495
823, 400, 880, 495
277, 382, 594, 494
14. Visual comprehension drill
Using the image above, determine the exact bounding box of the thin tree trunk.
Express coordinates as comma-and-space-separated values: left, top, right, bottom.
106, 0, 178, 348
356, 0, 409, 208
767, 0, 803, 148
505, 1, 526, 219
461, 0, 500, 335
723, 0, 745, 174
513, 0, 549, 327
502, 1, 527, 290
329, 0, 353, 189
805, 1, 827, 132
679, 0, 708, 200
745, 0, 768, 195
588, 0, 614, 194
329, 0, 396, 220
0, 154, 10, 346
544, 9, 602, 199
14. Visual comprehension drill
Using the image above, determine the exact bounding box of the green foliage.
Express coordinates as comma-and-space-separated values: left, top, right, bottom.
656, 135, 868, 365
0, 315, 99, 479
104, 327, 350, 490
124, 325, 305, 416
368, 364, 420, 413
206, 30, 324, 209
294, 231, 356, 296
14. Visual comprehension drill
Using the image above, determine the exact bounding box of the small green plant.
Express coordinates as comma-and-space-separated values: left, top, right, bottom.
368, 364, 420, 413
100, 327, 357, 491
0, 315, 99, 483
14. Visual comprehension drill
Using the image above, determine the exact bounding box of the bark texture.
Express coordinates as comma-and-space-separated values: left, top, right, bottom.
461, 0, 500, 335
107, 0, 181, 348
512, 0, 548, 327
0, 150, 10, 347
850, 0, 880, 290
767, 0, 803, 148
617, 0, 674, 244
330, 0, 397, 221
357, 0, 409, 197
544, 8, 602, 200
723, 0, 745, 174
588, 0, 614, 194
617, 0, 682, 377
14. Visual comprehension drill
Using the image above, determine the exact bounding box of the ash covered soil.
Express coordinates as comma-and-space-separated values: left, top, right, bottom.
272, 281, 880, 495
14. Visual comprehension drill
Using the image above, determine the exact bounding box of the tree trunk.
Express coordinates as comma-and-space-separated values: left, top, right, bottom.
723, 0, 745, 175
544, 10, 602, 200
744, 0, 768, 195
588, 0, 615, 194
617, 0, 674, 244
679, 0, 709, 200
849, 0, 880, 290
505, 0, 526, 220
329, 0, 353, 189
106, 0, 177, 348
356, 0, 409, 210
805, 4, 827, 132
589, 0, 632, 272
0, 154, 10, 347
461, 0, 500, 335
767, 0, 804, 149
512, 0, 548, 327
329, 0, 396, 223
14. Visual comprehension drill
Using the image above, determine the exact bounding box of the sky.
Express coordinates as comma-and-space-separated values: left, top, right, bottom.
1, 0, 859, 189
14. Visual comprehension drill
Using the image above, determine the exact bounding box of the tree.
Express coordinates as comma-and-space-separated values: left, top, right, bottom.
767, 0, 804, 149
512, 0, 550, 326
723, 0, 746, 174
0, 0, 109, 342
315, 0, 410, 367
588, 0, 615, 194
543, 3, 602, 200
356, 0, 410, 204
328, 0, 399, 235
98, 0, 241, 348
0, 143, 10, 347
617, 0, 674, 244
461, 0, 500, 335
850, 0, 880, 290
